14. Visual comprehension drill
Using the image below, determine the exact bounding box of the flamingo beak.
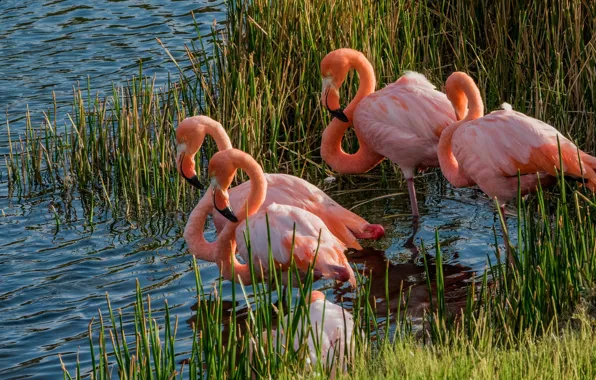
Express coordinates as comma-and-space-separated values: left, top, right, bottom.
212, 183, 238, 223
177, 145, 205, 190
322, 77, 349, 122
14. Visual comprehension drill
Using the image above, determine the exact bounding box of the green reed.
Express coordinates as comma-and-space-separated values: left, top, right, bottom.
60, 244, 410, 379
59, 179, 596, 378
4, 0, 596, 214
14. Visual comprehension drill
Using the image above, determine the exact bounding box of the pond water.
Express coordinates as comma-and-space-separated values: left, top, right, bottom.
0, 1, 511, 379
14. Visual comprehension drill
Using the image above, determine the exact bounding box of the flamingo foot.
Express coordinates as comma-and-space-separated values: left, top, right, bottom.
353, 224, 385, 240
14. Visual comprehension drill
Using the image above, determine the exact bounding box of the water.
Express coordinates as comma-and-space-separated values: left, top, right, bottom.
0, 2, 511, 378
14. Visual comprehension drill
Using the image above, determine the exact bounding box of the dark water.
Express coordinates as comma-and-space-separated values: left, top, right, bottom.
0, 0, 224, 141
0, 2, 511, 379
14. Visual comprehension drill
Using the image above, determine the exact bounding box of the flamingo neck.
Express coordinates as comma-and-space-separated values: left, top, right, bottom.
216, 151, 268, 284
321, 52, 384, 174
445, 72, 484, 122
204, 121, 233, 151
437, 121, 472, 187
184, 187, 218, 261
438, 72, 485, 188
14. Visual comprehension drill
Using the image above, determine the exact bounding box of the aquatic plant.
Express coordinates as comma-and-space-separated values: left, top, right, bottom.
4, 0, 596, 216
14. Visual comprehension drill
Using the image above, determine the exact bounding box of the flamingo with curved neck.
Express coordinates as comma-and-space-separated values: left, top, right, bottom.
320, 49, 384, 174
320, 48, 457, 217
436, 72, 596, 267
176, 116, 384, 262
210, 149, 356, 287
436, 72, 483, 188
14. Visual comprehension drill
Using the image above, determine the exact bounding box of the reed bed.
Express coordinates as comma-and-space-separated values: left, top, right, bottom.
60, 179, 596, 378
3, 0, 596, 378
4, 0, 596, 213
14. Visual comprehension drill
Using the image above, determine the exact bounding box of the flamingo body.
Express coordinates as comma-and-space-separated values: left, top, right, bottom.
214, 173, 383, 250
210, 149, 356, 287
234, 203, 355, 286
450, 108, 596, 204
176, 115, 385, 263
353, 73, 456, 177
268, 291, 356, 375
438, 72, 596, 206
320, 49, 457, 216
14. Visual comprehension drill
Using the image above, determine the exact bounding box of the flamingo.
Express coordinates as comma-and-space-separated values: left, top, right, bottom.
176, 116, 384, 263
265, 290, 356, 377
208, 148, 356, 287
320, 48, 457, 218
438, 71, 596, 207
438, 72, 596, 264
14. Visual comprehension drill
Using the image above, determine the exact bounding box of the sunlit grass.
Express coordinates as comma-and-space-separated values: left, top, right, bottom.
4, 1, 596, 215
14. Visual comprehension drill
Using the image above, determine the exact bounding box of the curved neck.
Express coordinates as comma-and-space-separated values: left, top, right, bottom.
204, 121, 233, 152
184, 187, 218, 261
445, 72, 484, 122
216, 151, 268, 284
437, 73, 484, 188
437, 121, 473, 187
321, 52, 384, 173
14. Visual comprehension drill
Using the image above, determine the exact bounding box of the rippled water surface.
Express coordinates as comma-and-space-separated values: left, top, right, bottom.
0, 2, 513, 379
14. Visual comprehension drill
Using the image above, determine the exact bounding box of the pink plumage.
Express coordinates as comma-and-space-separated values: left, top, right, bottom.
320, 49, 457, 217
439, 72, 596, 206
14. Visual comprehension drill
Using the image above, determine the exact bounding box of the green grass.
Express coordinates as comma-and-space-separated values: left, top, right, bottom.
347, 310, 596, 380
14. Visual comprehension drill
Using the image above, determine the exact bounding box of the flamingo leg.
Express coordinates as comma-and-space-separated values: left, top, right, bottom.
499, 205, 516, 268
407, 178, 420, 219
404, 219, 422, 262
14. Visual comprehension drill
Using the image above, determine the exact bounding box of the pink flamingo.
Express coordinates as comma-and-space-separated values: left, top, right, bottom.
438, 72, 596, 264
438, 71, 596, 208
209, 148, 356, 287
176, 116, 384, 262
320, 48, 457, 217
266, 290, 356, 377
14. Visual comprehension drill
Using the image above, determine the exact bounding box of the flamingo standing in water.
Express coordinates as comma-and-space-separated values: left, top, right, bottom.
265, 290, 356, 377
438, 71, 596, 208
176, 116, 385, 262
320, 48, 457, 217
438, 72, 596, 264
209, 148, 356, 287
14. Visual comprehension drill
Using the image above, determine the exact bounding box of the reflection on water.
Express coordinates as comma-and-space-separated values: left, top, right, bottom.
0, 170, 513, 378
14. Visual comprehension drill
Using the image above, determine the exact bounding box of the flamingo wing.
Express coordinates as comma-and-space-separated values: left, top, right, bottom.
354, 76, 456, 174
234, 203, 355, 286
453, 110, 596, 183
215, 174, 379, 249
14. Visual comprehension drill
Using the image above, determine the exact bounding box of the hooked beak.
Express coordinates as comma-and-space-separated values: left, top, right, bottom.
212, 186, 238, 223
322, 77, 349, 122
328, 108, 349, 122
177, 151, 205, 190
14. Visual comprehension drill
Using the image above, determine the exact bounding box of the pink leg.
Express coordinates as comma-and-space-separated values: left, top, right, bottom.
407, 178, 419, 218
499, 205, 515, 267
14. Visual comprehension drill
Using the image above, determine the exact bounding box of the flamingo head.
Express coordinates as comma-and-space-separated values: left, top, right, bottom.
308, 290, 326, 304
176, 116, 213, 189
208, 151, 239, 223
445, 73, 471, 121
320, 50, 351, 122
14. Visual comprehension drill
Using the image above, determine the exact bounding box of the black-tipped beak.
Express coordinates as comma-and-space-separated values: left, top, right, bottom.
213, 188, 238, 222
328, 108, 349, 122
185, 175, 204, 190
323, 86, 349, 122
179, 152, 204, 190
